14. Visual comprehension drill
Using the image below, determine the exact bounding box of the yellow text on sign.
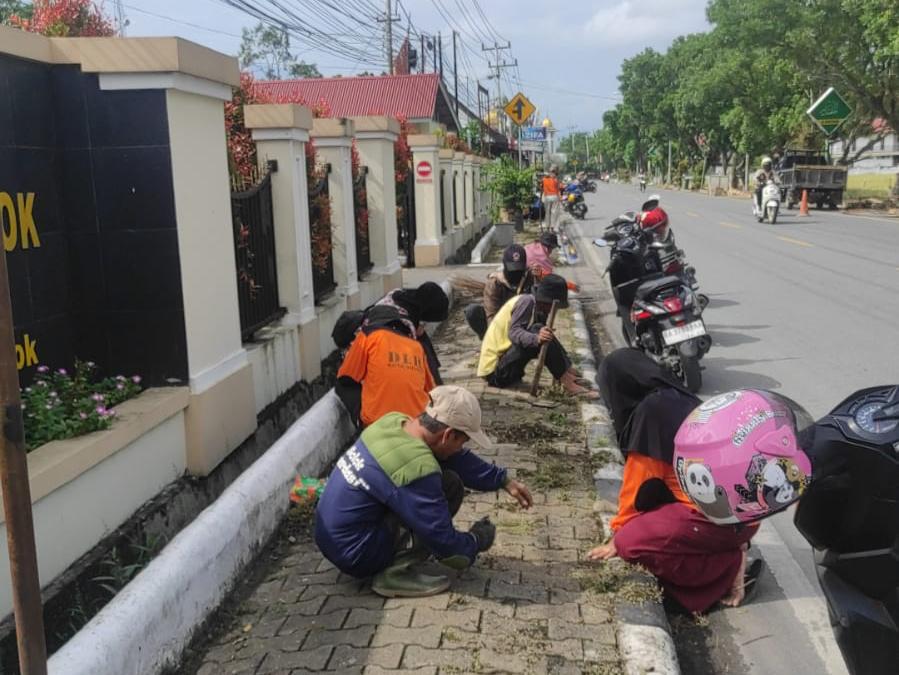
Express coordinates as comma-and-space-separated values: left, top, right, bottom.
0, 192, 42, 251
504, 92, 536, 126
15, 334, 38, 370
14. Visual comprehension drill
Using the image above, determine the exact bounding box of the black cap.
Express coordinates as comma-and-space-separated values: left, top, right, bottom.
416, 281, 449, 323
534, 274, 568, 309
502, 244, 527, 271
539, 232, 559, 250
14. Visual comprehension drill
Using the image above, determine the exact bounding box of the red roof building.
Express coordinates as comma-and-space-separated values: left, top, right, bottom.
253, 73, 460, 132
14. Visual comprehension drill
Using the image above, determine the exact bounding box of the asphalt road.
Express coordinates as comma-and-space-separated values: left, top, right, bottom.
569, 182, 899, 675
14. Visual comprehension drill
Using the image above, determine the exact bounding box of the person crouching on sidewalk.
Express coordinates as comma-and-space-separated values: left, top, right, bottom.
314, 385, 533, 598
464, 243, 533, 340
476, 274, 597, 398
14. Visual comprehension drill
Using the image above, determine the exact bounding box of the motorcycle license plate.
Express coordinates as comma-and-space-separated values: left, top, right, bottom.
662, 320, 706, 346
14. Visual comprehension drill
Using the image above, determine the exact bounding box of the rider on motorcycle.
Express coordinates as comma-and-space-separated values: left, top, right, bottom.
755, 157, 777, 212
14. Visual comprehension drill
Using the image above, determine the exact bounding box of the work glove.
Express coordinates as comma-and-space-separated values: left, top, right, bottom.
469, 517, 496, 553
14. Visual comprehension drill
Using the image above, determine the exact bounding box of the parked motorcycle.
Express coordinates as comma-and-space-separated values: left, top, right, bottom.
604, 201, 709, 310
753, 181, 781, 224
794, 385, 899, 675
582, 179, 597, 193
562, 184, 588, 220
594, 224, 711, 392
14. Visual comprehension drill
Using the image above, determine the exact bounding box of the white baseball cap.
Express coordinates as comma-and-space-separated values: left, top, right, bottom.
425, 385, 492, 449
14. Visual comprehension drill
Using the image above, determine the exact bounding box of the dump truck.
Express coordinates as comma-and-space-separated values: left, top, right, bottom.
777, 149, 848, 209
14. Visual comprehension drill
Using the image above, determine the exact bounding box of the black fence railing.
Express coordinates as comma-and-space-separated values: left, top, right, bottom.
309, 166, 336, 302
397, 169, 416, 267
453, 170, 459, 225
439, 169, 447, 234
231, 167, 285, 341
353, 166, 373, 276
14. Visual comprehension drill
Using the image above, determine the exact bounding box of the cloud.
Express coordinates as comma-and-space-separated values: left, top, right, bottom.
584, 0, 709, 49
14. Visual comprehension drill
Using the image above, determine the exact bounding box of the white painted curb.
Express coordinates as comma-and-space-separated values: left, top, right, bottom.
470, 224, 495, 263
569, 289, 681, 675
48, 391, 355, 675
50, 279, 458, 675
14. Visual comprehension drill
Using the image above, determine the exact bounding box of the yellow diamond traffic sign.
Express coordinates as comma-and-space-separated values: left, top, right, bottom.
504, 92, 536, 126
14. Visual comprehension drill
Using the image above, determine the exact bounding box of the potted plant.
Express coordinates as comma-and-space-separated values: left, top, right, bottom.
483, 158, 535, 232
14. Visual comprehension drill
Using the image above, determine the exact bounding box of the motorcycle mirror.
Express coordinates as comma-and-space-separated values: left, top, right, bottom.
593, 238, 609, 248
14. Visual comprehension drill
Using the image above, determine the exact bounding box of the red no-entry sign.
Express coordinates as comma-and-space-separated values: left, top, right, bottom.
415, 161, 432, 182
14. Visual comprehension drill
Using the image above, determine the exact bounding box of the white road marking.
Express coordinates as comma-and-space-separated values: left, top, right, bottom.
751, 521, 849, 675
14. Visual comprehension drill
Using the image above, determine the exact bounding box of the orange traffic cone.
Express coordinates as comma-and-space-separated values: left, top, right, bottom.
798, 189, 810, 217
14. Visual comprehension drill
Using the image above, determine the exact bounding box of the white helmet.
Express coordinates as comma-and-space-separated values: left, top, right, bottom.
762, 156, 773, 168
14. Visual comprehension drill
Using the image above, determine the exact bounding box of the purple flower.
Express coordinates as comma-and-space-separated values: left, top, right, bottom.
79, 412, 87, 420
131, 375, 142, 385
37, 365, 49, 374
106, 409, 117, 418
116, 375, 126, 382
96, 406, 107, 415
57, 368, 68, 376
116, 383, 125, 391
91, 393, 105, 402
36, 381, 47, 388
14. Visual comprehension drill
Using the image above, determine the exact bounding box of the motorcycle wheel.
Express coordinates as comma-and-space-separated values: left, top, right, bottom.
767, 206, 778, 224
681, 355, 702, 393
698, 294, 710, 310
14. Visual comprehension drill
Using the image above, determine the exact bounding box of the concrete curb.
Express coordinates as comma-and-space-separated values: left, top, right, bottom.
49, 391, 356, 675
470, 224, 496, 263
569, 290, 681, 674
51, 280, 458, 675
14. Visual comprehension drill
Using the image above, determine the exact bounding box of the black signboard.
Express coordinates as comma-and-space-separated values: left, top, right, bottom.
0, 55, 189, 386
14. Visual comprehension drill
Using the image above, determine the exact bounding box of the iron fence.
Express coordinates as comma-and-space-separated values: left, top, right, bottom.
397, 170, 416, 267
353, 166, 373, 276
440, 169, 447, 233
230, 166, 285, 340
309, 166, 336, 302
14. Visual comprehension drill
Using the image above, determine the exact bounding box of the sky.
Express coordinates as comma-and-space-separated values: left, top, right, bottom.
123, 0, 711, 136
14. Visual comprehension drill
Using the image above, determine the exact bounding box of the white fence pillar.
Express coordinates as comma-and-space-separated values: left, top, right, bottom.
409, 134, 444, 267
245, 103, 322, 382
352, 116, 402, 296
312, 118, 359, 308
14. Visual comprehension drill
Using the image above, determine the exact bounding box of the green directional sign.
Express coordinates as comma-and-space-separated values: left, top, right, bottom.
807, 87, 852, 136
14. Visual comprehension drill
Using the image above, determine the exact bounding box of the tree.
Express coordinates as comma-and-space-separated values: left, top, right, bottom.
239, 22, 322, 80
6, 0, 113, 36
0, 0, 32, 23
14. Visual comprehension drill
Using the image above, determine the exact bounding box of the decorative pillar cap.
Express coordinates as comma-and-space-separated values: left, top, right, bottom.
438, 149, 455, 160
312, 117, 355, 138
245, 103, 313, 131
351, 116, 400, 139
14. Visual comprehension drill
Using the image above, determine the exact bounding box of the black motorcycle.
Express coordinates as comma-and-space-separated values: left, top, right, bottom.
595, 224, 711, 392
562, 187, 588, 220
794, 385, 899, 675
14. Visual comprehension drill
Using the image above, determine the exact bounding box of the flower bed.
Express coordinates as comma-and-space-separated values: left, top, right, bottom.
23, 361, 141, 452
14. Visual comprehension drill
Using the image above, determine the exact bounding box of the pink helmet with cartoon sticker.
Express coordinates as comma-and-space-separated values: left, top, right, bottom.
673, 389, 815, 525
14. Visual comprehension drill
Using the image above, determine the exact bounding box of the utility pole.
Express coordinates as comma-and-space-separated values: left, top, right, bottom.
453, 31, 459, 119
0, 247, 47, 674
438, 33, 443, 80
481, 41, 516, 138
420, 34, 426, 73
667, 140, 673, 185
113, 0, 127, 36
378, 0, 400, 75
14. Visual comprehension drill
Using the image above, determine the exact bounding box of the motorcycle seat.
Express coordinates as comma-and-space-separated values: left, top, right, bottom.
635, 275, 684, 300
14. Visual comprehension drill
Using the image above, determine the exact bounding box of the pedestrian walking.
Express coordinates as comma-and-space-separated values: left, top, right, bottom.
541, 166, 562, 231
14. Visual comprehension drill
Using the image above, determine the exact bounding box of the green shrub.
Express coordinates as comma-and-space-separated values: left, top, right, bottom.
483, 157, 535, 220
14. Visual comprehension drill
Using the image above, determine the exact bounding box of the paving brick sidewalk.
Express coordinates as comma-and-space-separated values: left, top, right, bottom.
181, 301, 628, 675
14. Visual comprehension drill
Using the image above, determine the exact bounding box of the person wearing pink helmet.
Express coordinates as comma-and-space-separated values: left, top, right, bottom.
588, 380, 812, 611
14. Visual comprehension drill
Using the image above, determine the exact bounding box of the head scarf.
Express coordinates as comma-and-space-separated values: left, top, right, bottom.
598, 348, 698, 461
